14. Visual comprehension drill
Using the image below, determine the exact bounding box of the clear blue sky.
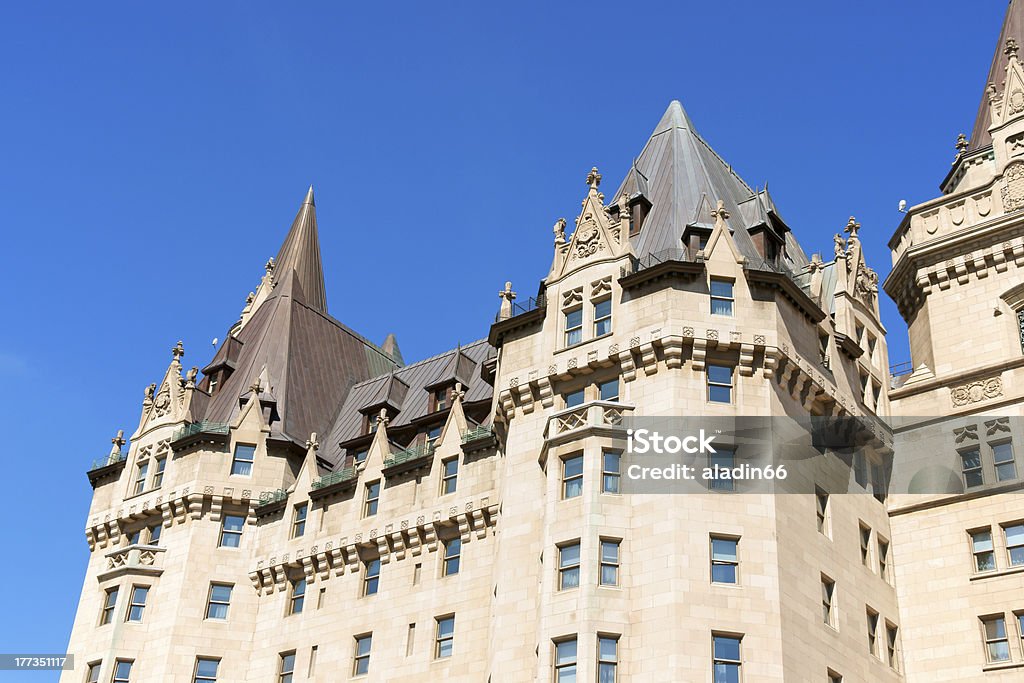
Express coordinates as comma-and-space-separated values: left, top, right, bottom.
0, 0, 1006, 677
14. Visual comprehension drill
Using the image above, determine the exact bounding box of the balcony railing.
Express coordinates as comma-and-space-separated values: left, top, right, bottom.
461, 425, 493, 443
544, 400, 635, 441
619, 248, 689, 278
90, 451, 127, 471
889, 360, 914, 377
257, 489, 288, 506
171, 420, 230, 443
99, 544, 166, 580
494, 294, 546, 323
311, 467, 357, 490
384, 443, 436, 469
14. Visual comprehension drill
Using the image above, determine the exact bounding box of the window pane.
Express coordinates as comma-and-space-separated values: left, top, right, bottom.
563, 456, 583, 478
997, 462, 1018, 481
989, 641, 1010, 662
972, 530, 993, 553
710, 280, 733, 298
993, 442, 1015, 463
565, 390, 585, 408
598, 637, 617, 660
708, 365, 732, 385
555, 640, 577, 664
600, 542, 618, 564
961, 450, 981, 469
223, 515, 244, 532
599, 380, 619, 402
713, 663, 740, 683
711, 538, 737, 562
594, 299, 611, 319
598, 663, 616, 683
565, 309, 582, 329
713, 636, 741, 661
560, 544, 580, 567
211, 584, 232, 602
710, 299, 733, 316
1006, 524, 1024, 547
196, 659, 218, 677
708, 384, 731, 404
712, 564, 737, 583
357, 637, 372, 656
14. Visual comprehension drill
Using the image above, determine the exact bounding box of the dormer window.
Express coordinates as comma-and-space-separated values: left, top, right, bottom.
433, 388, 449, 412
426, 426, 442, 450
365, 413, 379, 435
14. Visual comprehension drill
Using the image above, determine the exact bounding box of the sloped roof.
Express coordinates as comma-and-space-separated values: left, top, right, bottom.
969, 0, 1024, 152
273, 186, 328, 313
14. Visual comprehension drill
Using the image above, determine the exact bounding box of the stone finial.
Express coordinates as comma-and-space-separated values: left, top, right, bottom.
246, 292, 255, 304
265, 257, 276, 274
186, 366, 199, 387
955, 133, 969, 155
306, 432, 320, 451
111, 429, 126, 451
376, 408, 390, 428
1007, 38, 1019, 59
172, 340, 185, 362
711, 200, 730, 230
250, 377, 262, 394
452, 382, 466, 403
553, 218, 567, 245
833, 233, 847, 259
498, 281, 517, 320
144, 383, 156, 402
809, 253, 823, 272
844, 216, 861, 240
586, 166, 602, 190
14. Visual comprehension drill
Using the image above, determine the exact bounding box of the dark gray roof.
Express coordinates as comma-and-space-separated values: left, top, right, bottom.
273, 186, 328, 313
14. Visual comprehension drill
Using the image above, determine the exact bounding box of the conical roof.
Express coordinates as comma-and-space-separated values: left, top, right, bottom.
969, 0, 1024, 152
274, 185, 328, 312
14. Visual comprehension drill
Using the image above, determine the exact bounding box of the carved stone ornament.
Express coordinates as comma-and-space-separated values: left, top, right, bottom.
855, 263, 879, 303
1001, 162, 1024, 213
950, 377, 1003, 407
1010, 89, 1024, 116
153, 384, 172, 417
572, 214, 604, 259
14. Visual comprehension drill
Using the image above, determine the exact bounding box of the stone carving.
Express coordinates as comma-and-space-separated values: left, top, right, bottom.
586, 166, 602, 189
855, 263, 879, 304
843, 216, 860, 242
562, 288, 583, 307
682, 326, 694, 337
144, 383, 156, 402
754, 335, 766, 345
707, 329, 719, 341
950, 377, 1003, 407
629, 336, 641, 348
711, 200, 730, 230
1001, 162, 1024, 212
985, 418, 1012, 436
833, 234, 846, 259
955, 133, 969, 156
572, 213, 603, 260
153, 384, 171, 417
1010, 90, 1024, 116
953, 424, 978, 443
553, 218, 566, 245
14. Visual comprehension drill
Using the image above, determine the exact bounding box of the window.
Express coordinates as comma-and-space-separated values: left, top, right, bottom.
877, 537, 890, 583
87, 662, 101, 683
425, 426, 442, 450
709, 448, 735, 491
193, 658, 218, 683
707, 365, 733, 403
821, 575, 836, 627
564, 389, 585, 408
994, 442, 1017, 481
712, 634, 742, 683
886, 622, 900, 671
859, 523, 872, 568
230, 444, 255, 476
600, 539, 620, 587
558, 542, 581, 590
598, 378, 619, 402
152, 456, 166, 488
827, 670, 842, 683
565, 308, 583, 346
960, 448, 983, 488
406, 623, 416, 657
353, 634, 372, 676
112, 660, 132, 683
441, 458, 458, 495
363, 481, 380, 517
100, 587, 118, 625
147, 523, 162, 546
434, 387, 449, 412
354, 449, 368, 466
133, 461, 148, 495
602, 451, 621, 494
309, 645, 318, 676
871, 461, 885, 503
365, 413, 378, 435
278, 652, 295, 683
289, 578, 305, 615
983, 615, 1010, 663
127, 529, 142, 546
597, 635, 618, 683
219, 515, 244, 548
291, 504, 307, 539
819, 332, 831, 368
710, 278, 734, 316
1005, 523, 1024, 567
442, 538, 461, 577
593, 298, 612, 337
435, 615, 455, 659
126, 585, 148, 622
866, 608, 879, 657
562, 455, 583, 499
554, 638, 577, 682
815, 488, 830, 537
711, 536, 739, 584
971, 529, 996, 572
206, 583, 232, 620
363, 559, 380, 596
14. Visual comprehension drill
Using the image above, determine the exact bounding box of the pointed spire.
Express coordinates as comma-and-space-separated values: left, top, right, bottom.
969, 0, 1024, 151
273, 186, 328, 312
381, 333, 404, 366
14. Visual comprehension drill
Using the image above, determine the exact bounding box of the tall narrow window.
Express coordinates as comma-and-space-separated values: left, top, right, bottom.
600, 540, 620, 587
871, 461, 886, 503
289, 578, 305, 615
86, 662, 101, 683
554, 638, 577, 682
435, 615, 455, 659
564, 308, 583, 346
1004, 523, 1024, 567
363, 559, 380, 596
885, 622, 900, 671
712, 634, 742, 683
602, 451, 621, 494
353, 634, 372, 676
711, 536, 739, 584
363, 481, 380, 518
354, 449, 368, 466
597, 635, 618, 683
866, 608, 879, 657
126, 585, 148, 622
441, 458, 458, 495
598, 378, 619, 402
206, 583, 232, 620
859, 523, 872, 568
960, 448, 983, 488
821, 575, 836, 627
152, 457, 166, 488
558, 542, 581, 590
433, 388, 449, 412
983, 616, 1010, 663
100, 587, 118, 625
562, 455, 583, 499
278, 652, 295, 683
425, 426, 442, 450
593, 298, 612, 337
709, 448, 736, 491
133, 461, 148, 495
406, 623, 416, 657
112, 660, 132, 683
877, 537, 890, 583
994, 442, 1017, 481
219, 515, 244, 548
230, 444, 255, 476
193, 658, 218, 683
707, 365, 733, 403
815, 488, 830, 537
972, 529, 996, 572
710, 279, 734, 316
442, 538, 461, 577
147, 523, 162, 546
291, 503, 307, 539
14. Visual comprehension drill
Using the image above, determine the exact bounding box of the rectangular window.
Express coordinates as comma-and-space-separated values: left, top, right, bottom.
565, 308, 583, 347
600, 540, 620, 587
127, 529, 142, 546
152, 457, 166, 488
100, 587, 118, 625
289, 578, 305, 615
859, 523, 872, 568
434, 388, 449, 412
219, 515, 244, 548
309, 645, 318, 676
819, 332, 831, 368
602, 451, 621, 494
406, 623, 416, 657
443, 538, 461, 577
564, 389, 585, 408
710, 278, 734, 316
593, 298, 612, 337
886, 622, 900, 671
598, 378, 619, 402
425, 426, 442, 449
983, 615, 1010, 663
193, 658, 218, 683
562, 455, 583, 499
87, 662, 101, 683
821, 575, 836, 627
709, 448, 736, 491
994, 441, 1017, 481
960, 447, 983, 488
597, 635, 618, 683
1005, 523, 1024, 567
363, 481, 380, 517
278, 652, 295, 683
435, 615, 455, 659
230, 444, 255, 476
126, 585, 148, 622
877, 537, 890, 583
112, 660, 132, 683
441, 458, 458, 495
291, 503, 307, 539
133, 462, 148, 495
558, 542, 581, 590
206, 583, 232, 620
711, 536, 739, 584
867, 608, 879, 657
353, 634, 372, 676
972, 529, 996, 572
712, 634, 742, 683
147, 524, 162, 546
707, 365, 733, 403
363, 559, 380, 596
554, 638, 577, 682
871, 461, 885, 503
815, 488, 830, 537
354, 449, 368, 465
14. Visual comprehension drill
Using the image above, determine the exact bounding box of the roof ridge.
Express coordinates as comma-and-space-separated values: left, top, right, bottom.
346, 338, 489, 389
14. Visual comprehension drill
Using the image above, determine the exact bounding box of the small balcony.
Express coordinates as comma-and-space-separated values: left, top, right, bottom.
170, 420, 230, 450
97, 544, 165, 581
383, 443, 436, 477
87, 452, 128, 486
461, 425, 498, 454
544, 400, 634, 445
309, 467, 358, 500
254, 488, 289, 516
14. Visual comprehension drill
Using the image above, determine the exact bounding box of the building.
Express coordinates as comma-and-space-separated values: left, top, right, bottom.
61, 3, 1024, 682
